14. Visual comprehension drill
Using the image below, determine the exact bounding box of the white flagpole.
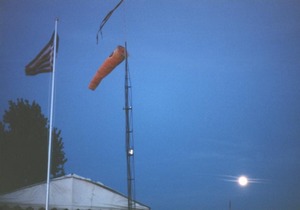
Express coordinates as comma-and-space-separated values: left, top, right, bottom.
45, 18, 58, 210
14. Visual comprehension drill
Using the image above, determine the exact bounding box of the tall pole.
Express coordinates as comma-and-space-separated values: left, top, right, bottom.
45, 18, 58, 210
124, 42, 135, 210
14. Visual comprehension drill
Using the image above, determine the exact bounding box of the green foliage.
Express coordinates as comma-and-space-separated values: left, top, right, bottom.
0, 99, 67, 193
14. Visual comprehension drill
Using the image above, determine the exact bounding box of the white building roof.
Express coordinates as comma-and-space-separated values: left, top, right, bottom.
0, 174, 150, 210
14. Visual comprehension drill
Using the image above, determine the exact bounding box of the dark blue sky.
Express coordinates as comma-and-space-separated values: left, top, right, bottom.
1, 1, 300, 209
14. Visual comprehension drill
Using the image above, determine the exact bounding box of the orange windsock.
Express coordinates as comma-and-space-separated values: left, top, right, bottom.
89, 45, 127, 90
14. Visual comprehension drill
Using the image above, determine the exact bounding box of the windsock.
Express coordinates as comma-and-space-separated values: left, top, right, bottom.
89, 45, 127, 90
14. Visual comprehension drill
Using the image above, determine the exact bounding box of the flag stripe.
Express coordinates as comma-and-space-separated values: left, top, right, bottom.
26, 48, 53, 75
25, 33, 58, 76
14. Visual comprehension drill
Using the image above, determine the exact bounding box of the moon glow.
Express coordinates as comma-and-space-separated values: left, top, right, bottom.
219, 174, 266, 187
238, 176, 248, 186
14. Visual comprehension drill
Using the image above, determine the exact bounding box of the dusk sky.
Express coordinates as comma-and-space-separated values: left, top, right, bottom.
1, 0, 300, 209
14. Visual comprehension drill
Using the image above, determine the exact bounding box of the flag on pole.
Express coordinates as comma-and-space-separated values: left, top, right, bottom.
25, 33, 59, 75
96, 0, 124, 44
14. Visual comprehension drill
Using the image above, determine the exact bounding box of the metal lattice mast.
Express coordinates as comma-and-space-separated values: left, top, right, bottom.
124, 42, 135, 210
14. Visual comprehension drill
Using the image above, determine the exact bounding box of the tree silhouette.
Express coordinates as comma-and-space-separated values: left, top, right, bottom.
0, 99, 67, 193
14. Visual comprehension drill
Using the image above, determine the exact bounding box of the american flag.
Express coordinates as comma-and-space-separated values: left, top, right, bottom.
25, 33, 58, 75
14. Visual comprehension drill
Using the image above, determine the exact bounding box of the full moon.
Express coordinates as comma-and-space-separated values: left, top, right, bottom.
238, 176, 248, 186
